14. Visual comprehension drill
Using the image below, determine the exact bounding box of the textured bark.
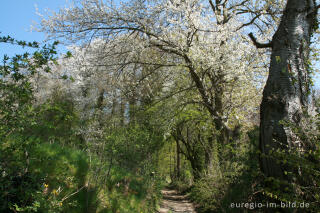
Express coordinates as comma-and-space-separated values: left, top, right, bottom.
128, 96, 136, 123
120, 95, 125, 125
189, 156, 205, 181
96, 89, 105, 110
259, 0, 317, 178
176, 140, 181, 179
128, 69, 137, 123
205, 147, 214, 176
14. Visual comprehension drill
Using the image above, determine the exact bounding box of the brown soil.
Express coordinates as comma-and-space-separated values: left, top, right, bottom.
157, 189, 196, 213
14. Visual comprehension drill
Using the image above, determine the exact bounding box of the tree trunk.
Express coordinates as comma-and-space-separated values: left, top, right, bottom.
259, 0, 317, 178
128, 69, 137, 124
96, 89, 105, 110
120, 95, 125, 125
189, 155, 205, 181
128, 96, 136, 124
205, 150, 213, 176
176, 140, 181, 179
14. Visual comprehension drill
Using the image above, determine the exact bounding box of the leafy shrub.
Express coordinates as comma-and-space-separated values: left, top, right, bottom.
258, 113, 320, 212
188, 127, 261, 213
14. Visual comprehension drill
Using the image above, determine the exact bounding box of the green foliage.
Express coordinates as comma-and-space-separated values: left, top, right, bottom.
186, 127, 261, 213
0, 36, 60, 212
31, 91, 81, 147
26, 143, 92, 213
169, 180, 190, 193
187, 110, 320, 213
190, 176, 226, 212
0, 34, 40, 48
97, 166, 163, 213
104, 123, 164, 171
257, 113, 320, 212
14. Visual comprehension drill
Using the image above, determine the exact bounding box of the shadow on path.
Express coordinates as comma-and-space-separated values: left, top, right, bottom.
157, 189, 196, 213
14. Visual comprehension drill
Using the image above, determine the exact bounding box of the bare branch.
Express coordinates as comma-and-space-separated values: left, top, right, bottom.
248, 33, 273, 48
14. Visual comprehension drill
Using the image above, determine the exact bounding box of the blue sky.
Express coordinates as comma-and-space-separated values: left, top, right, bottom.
1, 0, 320, 89
0, 0, 69, 57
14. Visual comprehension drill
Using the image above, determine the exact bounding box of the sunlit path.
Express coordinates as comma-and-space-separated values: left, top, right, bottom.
158, 189, 196, 213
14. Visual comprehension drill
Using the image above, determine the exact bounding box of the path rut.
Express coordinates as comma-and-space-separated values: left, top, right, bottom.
157, 189, 196, 213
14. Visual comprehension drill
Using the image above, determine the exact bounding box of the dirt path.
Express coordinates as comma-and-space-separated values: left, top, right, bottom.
157, 189, 196, 213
